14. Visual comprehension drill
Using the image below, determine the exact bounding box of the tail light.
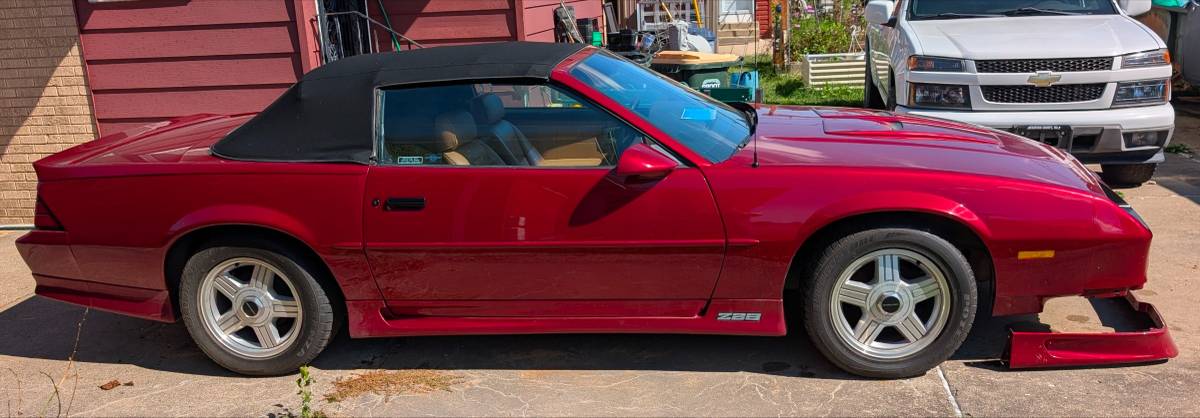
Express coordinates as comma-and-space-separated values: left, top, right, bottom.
34, 197, 63, 230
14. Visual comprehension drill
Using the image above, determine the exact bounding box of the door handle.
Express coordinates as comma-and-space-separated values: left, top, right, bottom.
383, 197, 425, 211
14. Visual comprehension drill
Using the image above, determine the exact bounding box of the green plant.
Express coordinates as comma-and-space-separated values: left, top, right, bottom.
787, 0, 865, 56
789, 17, 853, 56
295, 366, 324, 418
1165, 143, 1193, 154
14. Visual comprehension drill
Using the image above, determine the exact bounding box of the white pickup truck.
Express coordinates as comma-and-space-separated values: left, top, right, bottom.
863, 0, 1173, 185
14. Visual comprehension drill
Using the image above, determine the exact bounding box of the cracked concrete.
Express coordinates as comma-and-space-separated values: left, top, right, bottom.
0, 123, 1197, 417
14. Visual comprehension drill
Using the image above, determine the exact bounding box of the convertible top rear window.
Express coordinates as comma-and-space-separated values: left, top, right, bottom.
211, 42, 585, 164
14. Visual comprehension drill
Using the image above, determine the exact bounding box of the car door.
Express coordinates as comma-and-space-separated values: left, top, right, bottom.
362, 81, 726, 316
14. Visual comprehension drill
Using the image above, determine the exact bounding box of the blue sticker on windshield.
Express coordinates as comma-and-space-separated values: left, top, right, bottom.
680, 108, 717, 121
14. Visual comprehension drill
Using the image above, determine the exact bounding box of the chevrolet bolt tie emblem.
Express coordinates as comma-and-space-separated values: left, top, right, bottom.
1027, 71, 1062, 88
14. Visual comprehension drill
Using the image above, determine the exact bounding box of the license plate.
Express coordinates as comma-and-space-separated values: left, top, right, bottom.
1011, 125, 1072, 146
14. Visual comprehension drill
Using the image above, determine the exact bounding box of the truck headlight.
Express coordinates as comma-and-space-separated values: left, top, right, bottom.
1120, 49, 1170, 69
908, 56, 965, 72
1113, 79, 1170, 107
910, 83, 971, 109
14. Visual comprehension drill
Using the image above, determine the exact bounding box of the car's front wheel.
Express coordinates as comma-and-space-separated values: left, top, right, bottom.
179, 243, 336, 375
803, 228, 977, 378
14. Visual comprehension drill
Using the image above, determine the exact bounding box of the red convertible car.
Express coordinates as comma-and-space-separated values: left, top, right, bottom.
17, 42, 1176, 378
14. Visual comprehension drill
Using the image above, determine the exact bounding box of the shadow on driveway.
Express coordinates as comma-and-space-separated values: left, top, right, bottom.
0, 294, 1045, 380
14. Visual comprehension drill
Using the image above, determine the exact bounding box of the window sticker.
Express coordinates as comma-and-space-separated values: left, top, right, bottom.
397, 156, 423, 165
680, 108, 717, 121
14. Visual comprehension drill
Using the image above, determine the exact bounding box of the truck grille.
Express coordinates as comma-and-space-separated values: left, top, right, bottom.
975, 57, 1114, 73
982, 84, 1106, 103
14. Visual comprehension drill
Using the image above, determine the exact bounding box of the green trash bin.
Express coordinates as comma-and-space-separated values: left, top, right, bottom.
651, 51, 743, 90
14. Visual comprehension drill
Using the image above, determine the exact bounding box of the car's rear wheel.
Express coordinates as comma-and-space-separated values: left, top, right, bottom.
180, 244, 335, 375
1100, 163, 1157, 186
803, 229, 976, 378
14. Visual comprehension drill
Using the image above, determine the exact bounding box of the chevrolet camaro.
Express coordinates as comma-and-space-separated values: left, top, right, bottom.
16, 42, 1176, 378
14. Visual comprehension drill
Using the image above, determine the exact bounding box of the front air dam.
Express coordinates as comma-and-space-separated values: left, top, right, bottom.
1005, 294, 1178, 369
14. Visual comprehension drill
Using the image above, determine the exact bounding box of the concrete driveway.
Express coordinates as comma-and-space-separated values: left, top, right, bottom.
1, 137, 1197, 417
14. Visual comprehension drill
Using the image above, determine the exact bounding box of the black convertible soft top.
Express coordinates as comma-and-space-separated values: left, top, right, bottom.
211, 42, 589, 163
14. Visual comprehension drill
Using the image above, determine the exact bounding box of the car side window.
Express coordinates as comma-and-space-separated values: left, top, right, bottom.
377, 82, 648, 168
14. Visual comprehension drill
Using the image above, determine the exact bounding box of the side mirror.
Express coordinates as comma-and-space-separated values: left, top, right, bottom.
1118, 0, 1152, 16
614, 143, 676, 181
865, 0, 896, 26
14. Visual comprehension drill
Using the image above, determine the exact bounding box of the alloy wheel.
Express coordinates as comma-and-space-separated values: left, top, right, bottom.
828, 249, 952, 359
197, 257, 303, 359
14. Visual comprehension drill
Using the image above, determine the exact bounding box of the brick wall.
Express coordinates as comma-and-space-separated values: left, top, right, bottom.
0, 0, 96, 225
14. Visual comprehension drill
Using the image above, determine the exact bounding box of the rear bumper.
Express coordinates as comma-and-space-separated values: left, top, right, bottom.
31, 274, 175, 322
896, 104, 1174, 165
1005, 294, 1177, 369
16, 230, 175, 322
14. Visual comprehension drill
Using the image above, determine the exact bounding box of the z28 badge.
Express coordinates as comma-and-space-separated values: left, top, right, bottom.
716, 312, 762, 321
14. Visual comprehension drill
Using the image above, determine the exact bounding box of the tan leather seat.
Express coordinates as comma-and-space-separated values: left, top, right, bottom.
434, 111, 505, 166
470, 93, 543, 166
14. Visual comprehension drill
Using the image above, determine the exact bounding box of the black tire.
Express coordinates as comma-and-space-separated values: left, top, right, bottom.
803, 229, 977, 378
1100, 163, 1157, 186
885, 73, 897, 111
863, 45, 887, 109
179, 243, 336, 376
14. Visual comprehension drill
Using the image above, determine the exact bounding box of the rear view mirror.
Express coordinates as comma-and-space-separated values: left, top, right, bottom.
1118, 0, 1152, 16
865, 0, 896, 25
614, 143, 676, 180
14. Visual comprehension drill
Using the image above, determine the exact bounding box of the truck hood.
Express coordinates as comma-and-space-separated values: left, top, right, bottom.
906, 15, 1162, 59
738, 106, 1106, 195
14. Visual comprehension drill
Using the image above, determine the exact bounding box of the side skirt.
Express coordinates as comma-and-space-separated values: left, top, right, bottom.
346, 299, 787, 338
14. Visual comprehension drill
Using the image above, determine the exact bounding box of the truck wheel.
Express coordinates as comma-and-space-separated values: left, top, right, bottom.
863, 46, 886, 109
885, 74, 897, 111
1100, 164, 1157, 186
179, 244, 336, 376
803, 229, 977, 378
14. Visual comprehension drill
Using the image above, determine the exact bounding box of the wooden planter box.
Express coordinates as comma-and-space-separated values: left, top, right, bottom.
793, 52, 866, 87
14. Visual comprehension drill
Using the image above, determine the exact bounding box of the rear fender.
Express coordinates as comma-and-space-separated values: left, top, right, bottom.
166, 204, 320, 249
163, 204, 381, 301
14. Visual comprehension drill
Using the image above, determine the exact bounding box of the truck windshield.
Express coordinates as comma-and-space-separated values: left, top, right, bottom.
568, 51, 750, 163
910, 0, 1117, 20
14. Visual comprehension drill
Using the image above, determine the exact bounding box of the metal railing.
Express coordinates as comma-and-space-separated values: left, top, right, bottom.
318, 10, 424, 64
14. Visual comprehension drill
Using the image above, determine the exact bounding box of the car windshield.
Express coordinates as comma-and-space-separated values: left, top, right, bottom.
909, 0, 1117, 19
568, 51, 750, 163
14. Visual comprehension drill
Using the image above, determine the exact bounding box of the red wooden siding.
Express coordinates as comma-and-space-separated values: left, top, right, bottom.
370, 0, 518, 50
74, 0, 308, 135
72, 0, 604, 135
521, 0, 603, 42
756, 0, 770, 38
368, 0, 603, 49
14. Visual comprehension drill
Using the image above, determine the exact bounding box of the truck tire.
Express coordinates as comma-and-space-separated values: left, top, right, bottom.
863, 45, 886, 109
803, 228, 977, 378
1100, 163, 1157, 186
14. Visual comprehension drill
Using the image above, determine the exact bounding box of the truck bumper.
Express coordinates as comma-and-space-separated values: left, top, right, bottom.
1005, 294, 1178, 369
896, 104, 1174, 165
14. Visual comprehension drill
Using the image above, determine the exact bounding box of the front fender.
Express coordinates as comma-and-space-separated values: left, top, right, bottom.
798, 190, 993, 245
